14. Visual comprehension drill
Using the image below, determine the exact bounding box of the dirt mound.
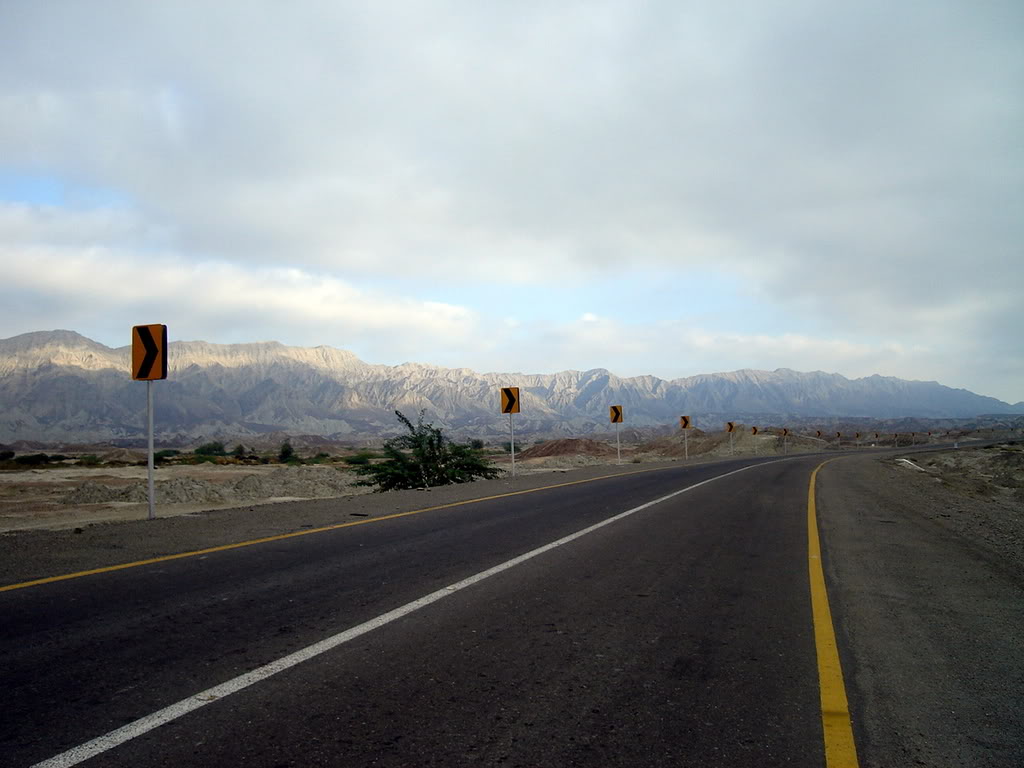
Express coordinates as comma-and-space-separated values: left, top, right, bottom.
640, 430, 716, 458
518, 439, 617, 459
909, 442, 1024, 502
99, 448, 146, 464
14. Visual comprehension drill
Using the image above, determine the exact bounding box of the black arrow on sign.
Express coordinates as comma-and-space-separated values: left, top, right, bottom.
136, 326, 159, 379
501, 388, 519, 414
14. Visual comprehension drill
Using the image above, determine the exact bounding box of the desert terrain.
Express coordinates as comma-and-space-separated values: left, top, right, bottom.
0, 431, 1017, 534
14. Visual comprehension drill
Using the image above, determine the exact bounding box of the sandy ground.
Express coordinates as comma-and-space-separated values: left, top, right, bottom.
0, 453, 659, 532
0, 463, 377, 532
886, 442, 1024, 571
0, 438, 1013, 534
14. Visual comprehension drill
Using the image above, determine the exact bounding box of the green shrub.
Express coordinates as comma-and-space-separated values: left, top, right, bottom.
232, 444, 246, 458
343, 450, 379, 466
14, 453, 50, 465
78, 454, 101, 466
0, 450, 14, 461
154, 449, 180, 463
355, 410, 499, 492
278, 441, 294, 462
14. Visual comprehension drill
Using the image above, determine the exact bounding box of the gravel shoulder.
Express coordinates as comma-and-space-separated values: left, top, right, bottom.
817, 447, 1024, 767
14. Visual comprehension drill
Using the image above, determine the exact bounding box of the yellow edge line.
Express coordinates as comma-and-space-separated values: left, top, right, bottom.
808, 459, 860, 768
1, 463, 679, 593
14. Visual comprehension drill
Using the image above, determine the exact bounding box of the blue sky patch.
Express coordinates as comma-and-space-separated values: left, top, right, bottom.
0, 171, 129, 209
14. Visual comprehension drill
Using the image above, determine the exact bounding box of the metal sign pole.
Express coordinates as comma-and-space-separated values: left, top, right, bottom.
616, 422, 621, 465
684, 429, 688, 461
509, 412, 516, 478
147, 380, 155, 520
730, 431, 734, 456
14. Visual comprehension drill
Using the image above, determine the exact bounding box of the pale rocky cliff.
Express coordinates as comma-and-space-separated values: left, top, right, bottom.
1, 330, 1020, 444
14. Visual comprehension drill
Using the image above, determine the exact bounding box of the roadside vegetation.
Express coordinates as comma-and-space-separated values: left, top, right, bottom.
354, 410, 499, 491
0, 443, 371, 471
0, 451, 72, 469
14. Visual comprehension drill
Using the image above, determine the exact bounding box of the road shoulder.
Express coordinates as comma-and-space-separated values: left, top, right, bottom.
0, 459, 689, 588
817, 454, 1024, 767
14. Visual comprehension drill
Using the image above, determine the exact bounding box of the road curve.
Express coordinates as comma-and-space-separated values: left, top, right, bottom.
7, 450, 1018, 766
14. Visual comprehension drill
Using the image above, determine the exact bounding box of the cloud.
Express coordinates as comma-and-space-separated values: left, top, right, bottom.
0, 235, 478, 358
0, 1, 1021, 401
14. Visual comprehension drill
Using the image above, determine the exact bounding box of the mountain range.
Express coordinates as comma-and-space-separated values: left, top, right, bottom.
1, 330, 1021, 445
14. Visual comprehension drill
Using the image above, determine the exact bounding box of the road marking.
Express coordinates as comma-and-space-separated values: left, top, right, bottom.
30, 461, 769, 768
808, 460, 860, 767
3, 461, 747, 593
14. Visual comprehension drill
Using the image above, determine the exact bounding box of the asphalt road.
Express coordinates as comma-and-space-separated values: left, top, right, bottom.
2, 450, 1021, 766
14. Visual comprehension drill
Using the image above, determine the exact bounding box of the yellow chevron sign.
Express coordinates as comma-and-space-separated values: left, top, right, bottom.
500, 387, 520, 414
726, 421, 735, 433
131, 324, 168, 381
751, 426, 758, 435
782, 428, 789, 436
680, 415, 691, 429
609, 405, 623, 423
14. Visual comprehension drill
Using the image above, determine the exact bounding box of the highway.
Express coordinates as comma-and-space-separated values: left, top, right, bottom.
2, 452, 1022, 767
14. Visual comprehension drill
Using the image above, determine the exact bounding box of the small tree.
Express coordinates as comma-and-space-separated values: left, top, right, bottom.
232, 443, 246, 458
355, 410, 499, 491
195, 441, 226, 456
278, 441, 295, 462
154, 449, 180, 464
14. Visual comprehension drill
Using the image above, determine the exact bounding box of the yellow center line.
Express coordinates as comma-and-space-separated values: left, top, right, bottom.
1, 463, 682, 593
808, 459, 860, 767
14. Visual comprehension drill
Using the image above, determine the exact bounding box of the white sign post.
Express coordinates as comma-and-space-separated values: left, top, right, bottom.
132, 324, 167, 521
610, 405, 623, 465
509, 413, 516, 477
147, 381, 155, 520
500, 387, 520, 479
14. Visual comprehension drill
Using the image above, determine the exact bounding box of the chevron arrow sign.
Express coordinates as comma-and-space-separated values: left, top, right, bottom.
132, 324, 167, 381
500, 387, 520, 414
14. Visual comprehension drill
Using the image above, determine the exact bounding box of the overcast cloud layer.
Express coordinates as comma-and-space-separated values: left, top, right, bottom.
1, 1, 1021, 402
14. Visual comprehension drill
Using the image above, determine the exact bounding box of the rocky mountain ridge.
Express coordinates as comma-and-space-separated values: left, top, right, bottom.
1, 330, 1021, 444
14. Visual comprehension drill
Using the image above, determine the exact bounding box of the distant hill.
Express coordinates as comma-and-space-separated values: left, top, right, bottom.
1, 330, 1021, 444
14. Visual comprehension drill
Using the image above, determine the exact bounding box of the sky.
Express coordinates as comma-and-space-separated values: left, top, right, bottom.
1, 1, 1021, 403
